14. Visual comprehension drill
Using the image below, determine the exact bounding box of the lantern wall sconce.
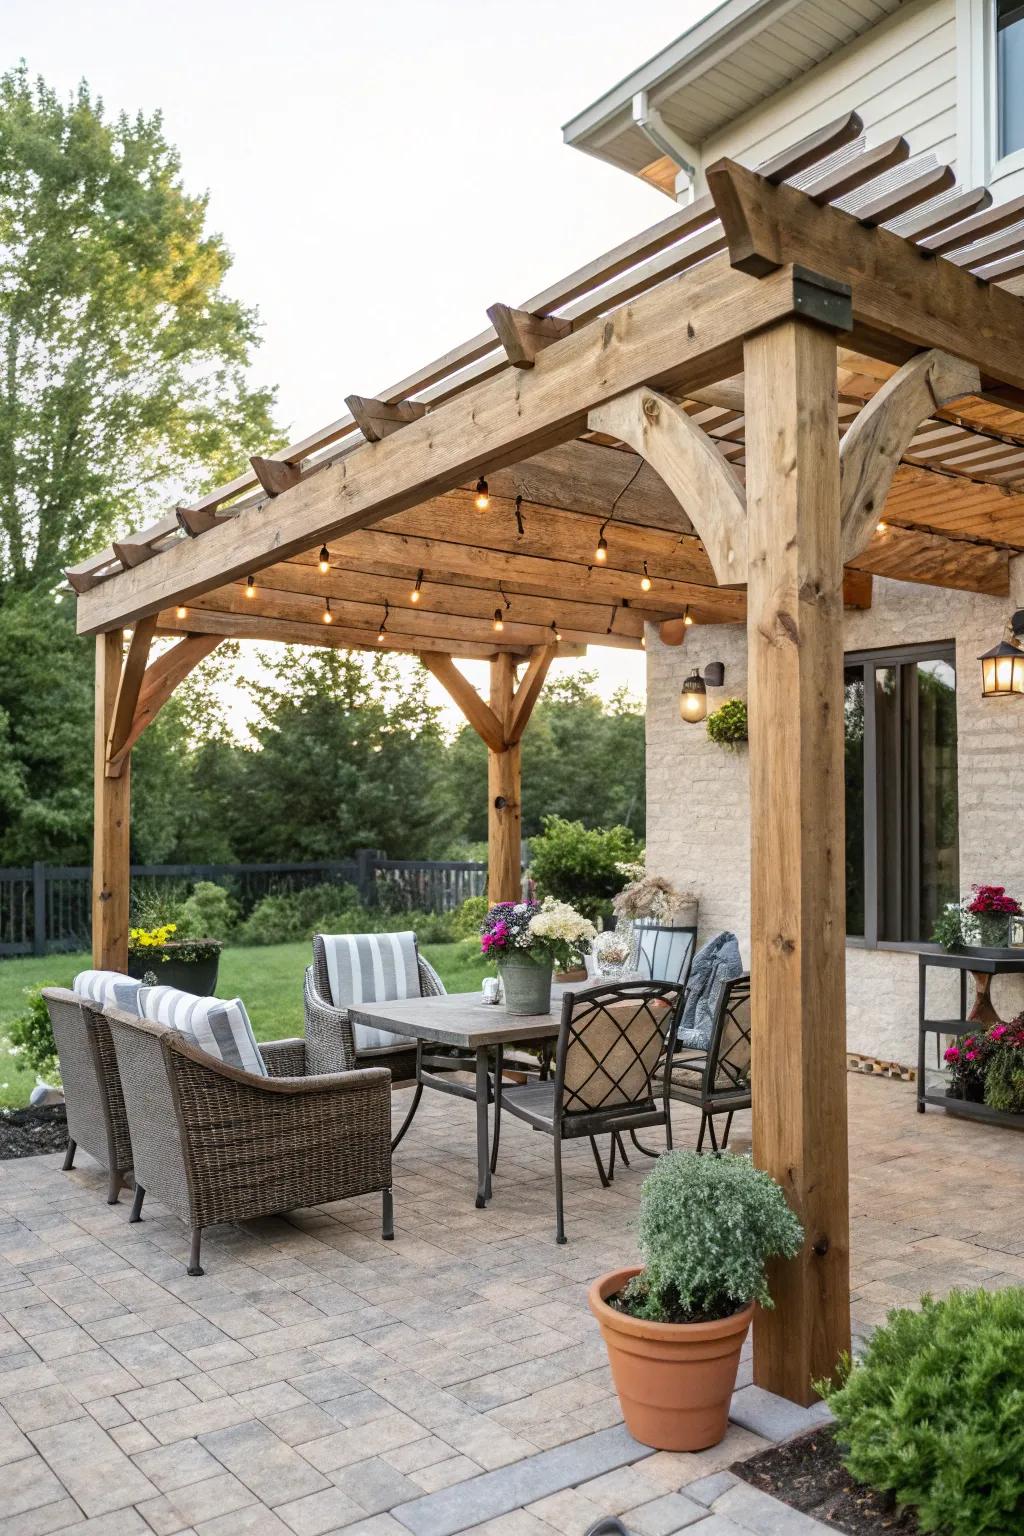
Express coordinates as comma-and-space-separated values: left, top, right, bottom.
979, 609, 1024, 698
679, 661, 725, 723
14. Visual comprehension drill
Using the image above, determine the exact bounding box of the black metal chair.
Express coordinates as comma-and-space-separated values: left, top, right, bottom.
494, 979, 685, 1243
663, 972, 751, 1152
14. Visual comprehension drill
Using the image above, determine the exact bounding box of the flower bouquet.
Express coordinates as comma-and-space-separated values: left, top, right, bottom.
612, 863, 698, 925
481, 898, 595, 1014
933, 884, 1023, 953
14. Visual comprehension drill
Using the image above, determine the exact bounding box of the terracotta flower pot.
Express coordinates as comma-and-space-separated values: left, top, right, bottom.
589, 1266, 753, 1452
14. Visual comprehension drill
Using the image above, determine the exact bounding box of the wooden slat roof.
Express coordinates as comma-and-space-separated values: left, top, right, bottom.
69, 111, 1024, 658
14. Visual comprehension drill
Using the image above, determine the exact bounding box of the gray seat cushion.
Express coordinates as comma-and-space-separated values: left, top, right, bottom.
139, 985, 267, 1078
73, 970, 144, 1014
318, 931, 421, 1051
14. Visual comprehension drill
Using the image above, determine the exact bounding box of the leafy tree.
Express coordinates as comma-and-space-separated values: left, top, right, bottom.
443, 670, 646, 844
0, 65, 278, 589
224, 649, 458, 862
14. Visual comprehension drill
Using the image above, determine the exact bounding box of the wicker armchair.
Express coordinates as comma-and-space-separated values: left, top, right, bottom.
105, 1007, 393, 1276
41, 987, 134, 1204
663, 972, 751, 1152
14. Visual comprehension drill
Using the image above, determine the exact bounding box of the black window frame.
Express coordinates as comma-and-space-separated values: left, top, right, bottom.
844, 640, 958, 952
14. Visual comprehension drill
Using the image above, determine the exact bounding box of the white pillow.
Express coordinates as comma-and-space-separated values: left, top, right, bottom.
138, 986, 267, 1078
73, 970, 144, 1015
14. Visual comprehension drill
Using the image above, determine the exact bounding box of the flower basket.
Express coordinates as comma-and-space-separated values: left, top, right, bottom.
480, 898, 594, 1013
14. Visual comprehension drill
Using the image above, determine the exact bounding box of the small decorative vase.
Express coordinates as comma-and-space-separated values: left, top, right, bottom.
498, 952, 553, 1014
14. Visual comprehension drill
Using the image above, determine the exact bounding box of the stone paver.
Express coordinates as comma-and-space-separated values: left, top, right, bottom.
0, 1074, 1020, 1535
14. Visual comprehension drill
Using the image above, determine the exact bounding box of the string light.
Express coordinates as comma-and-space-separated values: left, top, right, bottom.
318, 545, 330, 574
595, 522, 609, 562
410, 569, 423, 603
377, 598, 389, 643
175, 605, 187, 619
245, 575, 255, 598
322, 598, 333, 624
876, 520, 888, 534
683, 607, 694, 627
550, 621, 562, 642
640, 562, 651, 593
475, 476, 490, 511
493, 609, 504, 633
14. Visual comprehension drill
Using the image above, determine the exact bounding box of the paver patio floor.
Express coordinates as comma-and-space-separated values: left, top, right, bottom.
1, 1072, 1022, 1536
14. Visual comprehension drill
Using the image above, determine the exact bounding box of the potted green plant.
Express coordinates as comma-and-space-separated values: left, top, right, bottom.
589, 1150, 803, 1452
706, 698, 748, 750
480, 898, 595, 1014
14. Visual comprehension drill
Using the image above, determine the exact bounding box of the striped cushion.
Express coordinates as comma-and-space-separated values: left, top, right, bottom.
139, 986, 267, 1077
319, 931, 420, 1051
73, 970, 144, 1015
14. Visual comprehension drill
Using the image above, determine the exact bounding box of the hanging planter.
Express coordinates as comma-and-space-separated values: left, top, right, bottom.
706, 698, 748, 750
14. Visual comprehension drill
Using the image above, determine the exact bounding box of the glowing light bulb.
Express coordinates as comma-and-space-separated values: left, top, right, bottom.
640, 562, 651, 593
683, 612, 694, 627
318, 545, 330, 574
410, 569, 423, 603
595, 535, 608, 562
475, 476, 490, 511
322, 599, 332, 624
876, 520, 888, 534
175, 605, 187, 619
550, 621, 562, 642
493, 609, 504, 633
245, 575, 255, 598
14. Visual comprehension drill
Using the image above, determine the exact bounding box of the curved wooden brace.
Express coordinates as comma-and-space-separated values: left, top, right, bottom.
840, 349, 980, 563
107, 634, 221, 777
588, 387, 747, 586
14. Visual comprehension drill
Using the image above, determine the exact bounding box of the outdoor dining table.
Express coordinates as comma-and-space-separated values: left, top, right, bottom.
349, 985, 574, 1209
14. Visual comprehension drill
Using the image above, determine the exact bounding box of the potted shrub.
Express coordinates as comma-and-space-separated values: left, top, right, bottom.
943, 1031, 991, 1103
589, 1150, 803, 1452
706, 697, 748, 750
481, 898, 594, 1014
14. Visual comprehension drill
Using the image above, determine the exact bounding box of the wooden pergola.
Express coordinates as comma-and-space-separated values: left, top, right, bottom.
70, 110, 1024, 1403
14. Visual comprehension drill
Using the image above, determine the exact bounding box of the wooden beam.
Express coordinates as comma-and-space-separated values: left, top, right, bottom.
705, 158, 1024, 390
186, 582, 644, 650
588, 386, 748, 585
250, 456, 303, 496
488, 653, 521, 905
76, 259, 816, 634
507, 645, 556, 744
840, 350, 981, 561
93, 632, 131, 970
155, 606, 556, 661
106, 634, 221, 777
842, 570, 873, 610
106, 616, 157, 770
744, 315, 851, 1404
344, 395, 427, 443
487, 304, 572, 368
419, 654, 507, 754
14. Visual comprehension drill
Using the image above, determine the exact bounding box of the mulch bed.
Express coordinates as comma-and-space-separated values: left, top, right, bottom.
733, 1427, 920, 1534
0, 1104, 68, 1159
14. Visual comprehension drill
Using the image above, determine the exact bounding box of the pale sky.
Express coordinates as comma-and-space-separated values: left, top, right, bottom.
10, 0, 716, 728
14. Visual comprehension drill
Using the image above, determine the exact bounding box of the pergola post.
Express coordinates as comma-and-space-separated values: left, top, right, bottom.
743, 312, 852, 1403
93, 632, 131, 969
488, 654, 521, 904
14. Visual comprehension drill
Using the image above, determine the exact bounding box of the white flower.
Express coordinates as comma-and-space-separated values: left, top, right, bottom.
528, 898, 596, 944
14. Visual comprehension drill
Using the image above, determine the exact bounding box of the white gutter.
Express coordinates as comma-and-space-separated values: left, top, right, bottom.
631, 91, 699, 204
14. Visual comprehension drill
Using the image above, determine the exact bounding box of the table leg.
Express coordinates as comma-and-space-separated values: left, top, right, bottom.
918, 963, 926, 1113
968, 971, 1002, 1027
475, 1047, 492, 1209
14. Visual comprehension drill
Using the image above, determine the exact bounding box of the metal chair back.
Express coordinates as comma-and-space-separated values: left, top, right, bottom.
556, 979, 685, 1118
705, 973, 752, 1092
633, 923, 698, 988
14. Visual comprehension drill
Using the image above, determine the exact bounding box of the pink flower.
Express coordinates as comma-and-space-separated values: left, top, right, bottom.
944, 1045, 960, 1061
992, 1025, 1008, 1040
966, 1050, 978, 1061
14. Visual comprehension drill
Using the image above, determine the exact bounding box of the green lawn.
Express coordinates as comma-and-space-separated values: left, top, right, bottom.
0, 938, 493, 1109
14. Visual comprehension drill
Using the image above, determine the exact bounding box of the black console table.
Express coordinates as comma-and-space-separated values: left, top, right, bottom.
918, 950, 1024, 1128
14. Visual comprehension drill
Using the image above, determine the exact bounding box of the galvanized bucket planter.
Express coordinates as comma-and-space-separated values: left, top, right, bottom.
499, 952, 553, 1014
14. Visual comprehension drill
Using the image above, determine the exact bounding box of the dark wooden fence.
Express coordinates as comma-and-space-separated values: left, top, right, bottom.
0, 853, 488, 957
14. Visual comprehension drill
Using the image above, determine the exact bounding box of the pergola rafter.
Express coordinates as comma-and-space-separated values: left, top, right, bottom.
70, 109, 1024, 1408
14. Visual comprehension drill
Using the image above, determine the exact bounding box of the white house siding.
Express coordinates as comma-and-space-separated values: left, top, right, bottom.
692, 0, 958, 191
644, 560, 1024, 1067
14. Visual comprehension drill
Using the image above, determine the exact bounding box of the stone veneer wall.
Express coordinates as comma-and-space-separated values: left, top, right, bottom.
644, 564, 1024, 1067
